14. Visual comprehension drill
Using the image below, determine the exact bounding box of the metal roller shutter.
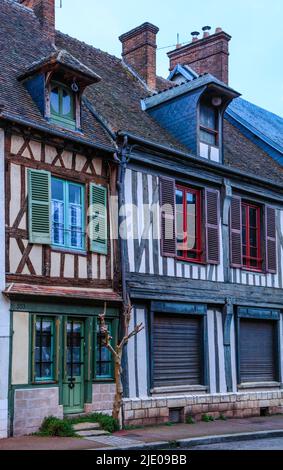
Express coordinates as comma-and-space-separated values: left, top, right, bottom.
153, 314, 202, 387
240, 319, 276, 383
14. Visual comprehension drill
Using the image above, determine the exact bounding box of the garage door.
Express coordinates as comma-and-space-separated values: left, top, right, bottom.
240, 319, 276, 383
153, 314, 202, 387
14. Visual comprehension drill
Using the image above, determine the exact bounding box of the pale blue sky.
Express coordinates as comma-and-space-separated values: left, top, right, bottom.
56, 0, 283, 117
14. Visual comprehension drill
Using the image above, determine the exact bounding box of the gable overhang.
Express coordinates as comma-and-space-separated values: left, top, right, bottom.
142, 74, 240, 111
117, 130, 283, 197
168, 64, 198, 82
18, 52, 101, 90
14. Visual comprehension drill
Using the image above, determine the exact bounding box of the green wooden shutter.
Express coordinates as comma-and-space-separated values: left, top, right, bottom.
28, 169, 51, 244
89, 184, 108, 255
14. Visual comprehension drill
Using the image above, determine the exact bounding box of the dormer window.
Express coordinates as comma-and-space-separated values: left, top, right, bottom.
19, 49, 102, 135
50, 82, 76, 130
200, 102, 219, 147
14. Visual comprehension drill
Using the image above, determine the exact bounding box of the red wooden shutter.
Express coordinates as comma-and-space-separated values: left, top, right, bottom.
160, 177, 176, 257
205, 188, 220, 264
265, 206, 277, 273
230, 196, 243, 267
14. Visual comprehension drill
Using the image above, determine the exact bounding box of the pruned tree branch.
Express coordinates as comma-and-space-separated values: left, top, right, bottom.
98, 299, 143, 422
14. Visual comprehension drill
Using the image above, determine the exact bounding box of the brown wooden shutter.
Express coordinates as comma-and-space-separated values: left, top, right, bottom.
230, 196, 243, 267
265, 206, 277, 273
160, 177, 176, 257
205, 188, 220, 264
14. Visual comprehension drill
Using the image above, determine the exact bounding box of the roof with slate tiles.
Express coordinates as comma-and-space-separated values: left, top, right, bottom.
226, 97, 283, 163
1, 0, 282, 185
18, 48, 102, 83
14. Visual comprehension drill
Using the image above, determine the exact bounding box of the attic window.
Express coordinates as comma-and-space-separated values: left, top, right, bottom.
50, 82, 76, 130
199, 102, 219, 147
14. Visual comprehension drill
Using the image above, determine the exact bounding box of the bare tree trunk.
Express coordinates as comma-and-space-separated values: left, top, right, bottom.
112, 351, 123, 422
98, 301, 143, 426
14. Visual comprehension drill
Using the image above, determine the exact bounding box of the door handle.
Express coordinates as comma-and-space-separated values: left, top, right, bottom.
68, 377, 76, 390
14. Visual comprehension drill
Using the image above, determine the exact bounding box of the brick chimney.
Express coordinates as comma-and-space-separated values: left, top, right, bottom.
19, 0, 55, 43
167, 27, 231, 84
119, 22, 159, 90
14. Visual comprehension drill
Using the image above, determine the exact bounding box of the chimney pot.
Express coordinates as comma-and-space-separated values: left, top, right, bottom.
202, 26, 211, 38
191, 31, 200, 42
168, 27, 231, 84
119, 22, 159, 90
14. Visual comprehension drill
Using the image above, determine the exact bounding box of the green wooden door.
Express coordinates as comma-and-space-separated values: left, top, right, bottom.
63, 319, 85, 414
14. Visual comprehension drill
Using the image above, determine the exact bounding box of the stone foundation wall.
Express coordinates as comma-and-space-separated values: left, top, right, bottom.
13, 388, 63, 437
85, 383, 116, 415
123, 391, 283, 427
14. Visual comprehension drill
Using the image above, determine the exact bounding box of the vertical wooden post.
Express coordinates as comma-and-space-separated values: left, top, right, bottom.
223, 297, 234, 392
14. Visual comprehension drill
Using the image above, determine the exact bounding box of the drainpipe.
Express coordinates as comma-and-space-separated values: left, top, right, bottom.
117, 135, 139, 303
116, 135, 140, 410
117, 135, 128, 304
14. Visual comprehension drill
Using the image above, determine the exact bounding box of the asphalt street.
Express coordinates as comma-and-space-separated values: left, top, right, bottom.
190, 437, 283, 450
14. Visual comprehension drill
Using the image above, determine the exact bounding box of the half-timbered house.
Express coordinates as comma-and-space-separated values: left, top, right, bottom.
116, 24, 283, 426
0, 0, 123, 437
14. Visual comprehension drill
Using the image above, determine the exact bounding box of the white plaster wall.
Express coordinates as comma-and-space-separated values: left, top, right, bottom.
11, 312, 29, 385
0, 129, 10, 438
127, 306, 148, 398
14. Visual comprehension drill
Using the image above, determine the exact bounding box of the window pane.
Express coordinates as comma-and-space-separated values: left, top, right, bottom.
241, 203, 261, 270
249, 207, 257, 227
242, 227, 246, 244
250, 259, 257, 268
242, 206, 247, 225
51, 87, 60, 114
250, 228, 257, 247
52, 200, 65, 245
52, 179, 64, 201
69, 205, 83, 249
69, 185, 81, 205
187, 192, 196, 251
176, 189, 184, 255
200, 129, 216, 146
100, 362, 111, 377
73, 364, 81, 376
62, 89, 73, 117
51, 180, 84, 250
250, 247, 257, 258
200, 105, 217, 129
96, 322, 112, 377
34, 318, 54, 381
41, 363, 52, 378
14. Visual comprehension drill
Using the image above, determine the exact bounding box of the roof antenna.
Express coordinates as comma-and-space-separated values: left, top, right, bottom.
176, 33, 181, 48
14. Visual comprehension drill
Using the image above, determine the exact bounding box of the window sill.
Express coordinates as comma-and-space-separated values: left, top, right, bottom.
31, 381, 58, 386
176, 257, 206, 266
93, 379, 115, 384
51, 246, 87, 256
238, 382, 280, 390
50, 117, 77, 132
150, 385, 208, 395
241, 267, 263, 274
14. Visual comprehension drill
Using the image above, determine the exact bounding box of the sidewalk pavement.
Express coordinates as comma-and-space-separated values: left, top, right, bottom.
0, 415, 282, 450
